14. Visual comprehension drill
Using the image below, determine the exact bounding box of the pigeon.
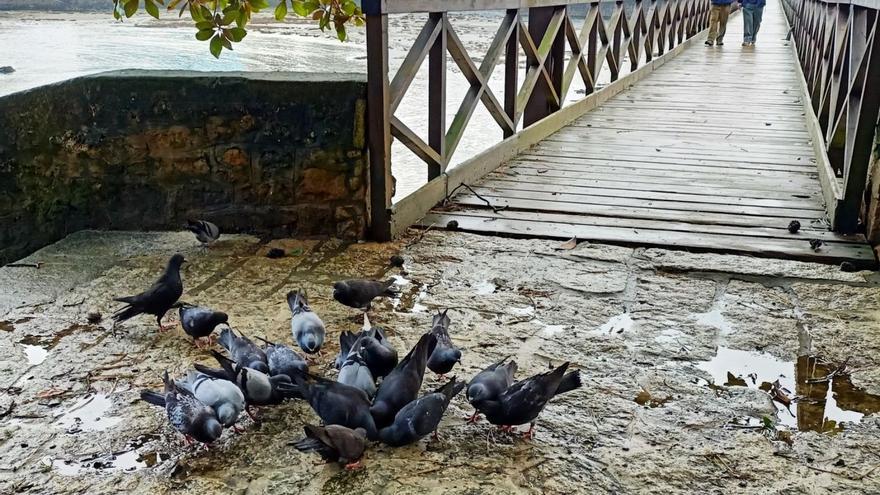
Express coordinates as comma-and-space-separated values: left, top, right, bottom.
178, 303, 227, 348
337, 348, 377, 398
334, 327, 398, 379
470, 362, 582, 438
288, 289, 325, 355
185, 219, 220, 245
255, 336, 309, 379
139, 370, 222, 445
176, 370, 245, 428
280, 370, 378, 440
426, 309, 461, 377
357, 327, 398, 379
370, 333, 437, 428
112, 253, 185, 331
218, 326, 269, 374
332, 279, 398, 311
334, 330, 361, 369
290, 424, 367, 470
194, 350, 293, 409
379, 378, 465, 447
465, 356, 517, 423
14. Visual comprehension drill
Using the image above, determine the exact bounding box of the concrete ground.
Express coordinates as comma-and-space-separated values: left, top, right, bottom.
1, 229, 879, 494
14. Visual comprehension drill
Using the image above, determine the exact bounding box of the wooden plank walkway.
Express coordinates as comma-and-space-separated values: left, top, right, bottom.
421, 0, 876, 268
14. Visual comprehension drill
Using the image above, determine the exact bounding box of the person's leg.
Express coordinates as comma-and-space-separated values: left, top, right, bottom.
752, 5, 764, 43
742, 5, 754, 45
717, 5, 730, 44
707, 5, 720, 45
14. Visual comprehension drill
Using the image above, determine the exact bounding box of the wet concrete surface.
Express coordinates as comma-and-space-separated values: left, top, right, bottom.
1, 229, 880, 494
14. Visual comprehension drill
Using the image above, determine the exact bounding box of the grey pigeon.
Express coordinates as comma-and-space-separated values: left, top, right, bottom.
337, 348, 376, 398
185, 219, 220, 245
140, 370, 222, 445
358, 327, 398, 379
256, 336, 309, 379
334, 330, 361, 369
470, 362, 581, 438
379, 378, 465, 446
194, 350, 293, 408
112, 254, 185, 331
178, 303, 227, 348
332, 279, 397, 310
279, 370, 378, 440
288, 290, 325, 355
370, 332, 437, 428
334, 327, 398, 378
218, 326, 269, 374
465, 356, 517, 423
176, 370, 245, 428
426, 309, 461, 377
291, 424, 367, 470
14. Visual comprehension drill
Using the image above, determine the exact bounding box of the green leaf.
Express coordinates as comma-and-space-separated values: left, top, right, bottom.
196, 28, 215, 40
123, 0, 138, 17
318, 10, 329, 30
221, 36, 233, 50
190, 3, 204, 21
145, 0, 160, 19
228, 27, 247, 42
199, 5, 213, 20
274, 0, 288, 20
335, 23, 346, 41
210, 34, 223, 58
291, 0, 310, 16
196, 21, 214, 30
251, 0, 271, 10
353, 16, 364, 27
341, 0, 357, 15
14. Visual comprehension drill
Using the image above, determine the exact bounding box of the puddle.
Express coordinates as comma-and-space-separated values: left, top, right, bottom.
691, 300, 733, 335
0, 321, 13, 332
634, 389, 670, 408
20, 343, 49, 365
55, 393, 122, 433
596, 312, 634, 335
20, 323, 92, 350
697, 347, 880, 432
52, 434, 168, 475
473, 280, 497, 295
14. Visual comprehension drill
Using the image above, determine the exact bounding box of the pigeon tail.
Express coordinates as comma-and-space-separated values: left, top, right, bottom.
555, 369, 582, 396
111, 304, 141, 323
217, 326, 235, 351
287, 289, 310, 314
139, 390, 166, 407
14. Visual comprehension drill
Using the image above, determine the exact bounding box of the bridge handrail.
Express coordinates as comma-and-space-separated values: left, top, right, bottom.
363, 0, 711, 239
782, 0, 880, 233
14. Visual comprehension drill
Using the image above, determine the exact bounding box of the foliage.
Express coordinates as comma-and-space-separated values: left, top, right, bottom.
111, 0, 365, 58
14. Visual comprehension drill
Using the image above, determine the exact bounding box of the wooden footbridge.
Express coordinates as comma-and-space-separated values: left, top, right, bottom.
362, 0, 880, 268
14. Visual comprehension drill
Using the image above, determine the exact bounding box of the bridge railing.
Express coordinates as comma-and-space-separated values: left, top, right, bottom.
363, 0, 711, 239
783, 0, 880, 233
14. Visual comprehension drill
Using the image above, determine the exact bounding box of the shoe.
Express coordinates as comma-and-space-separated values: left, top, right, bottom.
749, 42, 755, 46
705, 40, 714, 46
717, 41, 724, 46
742, 41, 749, 46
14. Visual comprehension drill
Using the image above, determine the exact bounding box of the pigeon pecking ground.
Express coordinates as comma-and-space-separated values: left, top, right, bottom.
1, 229, 880, 494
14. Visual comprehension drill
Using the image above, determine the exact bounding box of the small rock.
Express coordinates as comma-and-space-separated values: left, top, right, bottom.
840, 261, 857, 272
808, 239, 823, 251
834, 459, 846, 467
389, 255, 405, 267
0, 66, 14, 74
266, 248, 285, 259
446, 220, 459, 230
787, 220, 801, 234
86, 312, 102, 324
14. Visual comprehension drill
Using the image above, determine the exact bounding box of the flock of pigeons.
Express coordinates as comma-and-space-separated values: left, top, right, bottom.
109, 222, 582, 469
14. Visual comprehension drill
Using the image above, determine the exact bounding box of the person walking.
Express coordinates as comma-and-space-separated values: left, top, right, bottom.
740, 0, 766, 46
705, 0, 733, 46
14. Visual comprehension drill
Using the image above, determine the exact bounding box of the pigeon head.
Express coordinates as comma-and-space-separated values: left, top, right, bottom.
215, 403, 239, 427
192, 414, 223, 444
332, 281, 346, 298
213, 312, 229, 326
299, 332, 321, 354
467, 383, 490, 403
168, 253, 186, 269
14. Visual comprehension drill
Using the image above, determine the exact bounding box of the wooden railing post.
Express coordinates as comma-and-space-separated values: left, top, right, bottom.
428, 12, 447, 181
364, 3, 393, 241
504, 8, 519, 138
524, 5, 566, 126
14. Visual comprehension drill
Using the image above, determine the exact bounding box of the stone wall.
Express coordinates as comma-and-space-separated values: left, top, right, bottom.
865, 125, 880, 245
0, 70, 368, 264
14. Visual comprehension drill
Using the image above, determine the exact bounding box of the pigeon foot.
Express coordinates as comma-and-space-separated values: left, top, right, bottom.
344, 460, 364, 471
465, 412, 481, 424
